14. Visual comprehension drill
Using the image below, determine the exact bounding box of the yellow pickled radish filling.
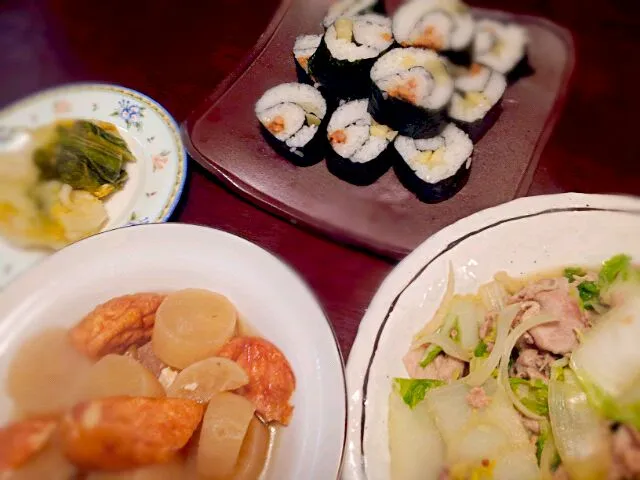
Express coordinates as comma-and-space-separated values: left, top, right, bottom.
370, 122, 397, 141
462, 91, 490, 109
305, 113, 321, 126
401, 55, 417, 69
425, 59, 447, 82
415, 146, 445, 167
335, 17, 354, 41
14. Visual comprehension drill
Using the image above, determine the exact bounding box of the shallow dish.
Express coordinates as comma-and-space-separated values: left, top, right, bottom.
343, 192, 640, 480
0, 83, 187, 287
184, 0, 574, 259
0, 223, 346, 479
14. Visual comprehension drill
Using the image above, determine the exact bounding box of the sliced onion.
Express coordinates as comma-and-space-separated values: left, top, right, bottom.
464, 304, 520, 387
412, 264, 455, 349
422, 332, 471, 362
479, 281, 508, 312
548, 369, 612, 479
498, 313, 555, 420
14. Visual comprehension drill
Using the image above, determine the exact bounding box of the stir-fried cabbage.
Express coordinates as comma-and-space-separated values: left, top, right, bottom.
571, 296, 640, 429
388, 386, 445, 480
549, 368, 612, 479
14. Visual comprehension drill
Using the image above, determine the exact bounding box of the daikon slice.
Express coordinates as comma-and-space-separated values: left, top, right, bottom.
78, 354, 164, 400
450, 422, 509, 464
197, 392, 255, 479
153, 289, 237, 369
388, 389, 444, 480
232, 417, 270, 480
166, 357, 248, 403
7, 328, 92, 416
86, 459, 186, 479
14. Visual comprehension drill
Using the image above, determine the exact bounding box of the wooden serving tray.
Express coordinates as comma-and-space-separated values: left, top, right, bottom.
183, 0, 575, 259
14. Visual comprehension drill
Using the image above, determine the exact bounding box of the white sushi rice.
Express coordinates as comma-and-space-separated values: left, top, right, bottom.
293, 34, 322, 72
323, 0, 379, 28
393, 0, 475, 51
452, 63, 492, 91
371, 47, 453, 110
255, 83, 326, 148
449, 68, 506, 123
394, 123, 472, 183
327, 99, 396, 163
325, 14, 393, 62
473, 19, 528, 74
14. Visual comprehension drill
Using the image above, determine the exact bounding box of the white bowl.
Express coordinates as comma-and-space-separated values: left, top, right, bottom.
344, 192, 640, 480
0, 223, 346, 479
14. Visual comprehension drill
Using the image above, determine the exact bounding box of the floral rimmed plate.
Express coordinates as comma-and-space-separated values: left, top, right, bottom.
343, 193, 640, 480
0, 83, 187, 288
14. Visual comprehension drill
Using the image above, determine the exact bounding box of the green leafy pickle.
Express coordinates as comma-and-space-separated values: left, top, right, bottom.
474, 340, 489, 358
577, 281, 600, 310
564, 267, 586, 283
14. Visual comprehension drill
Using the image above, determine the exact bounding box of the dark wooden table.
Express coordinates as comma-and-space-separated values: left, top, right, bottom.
1, 0, 639, 358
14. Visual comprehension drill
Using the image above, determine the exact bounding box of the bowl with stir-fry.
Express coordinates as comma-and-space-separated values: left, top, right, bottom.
345, 192, 640, 480
0, 83, 187, 287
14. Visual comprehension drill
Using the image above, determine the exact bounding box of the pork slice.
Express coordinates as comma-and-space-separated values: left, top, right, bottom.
513, 348, 555, 380
610, 425, 640, 479
512, 278, 587, 354
403, 346, 465, 381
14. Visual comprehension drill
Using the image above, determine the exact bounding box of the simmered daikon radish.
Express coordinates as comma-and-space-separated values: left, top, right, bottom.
388, 388, 445, 480
9, 431, 76, 480
86, 459, 186, 480
197, 392, 255, 479
153, 289, 237, 369
166, 357, 249, 403
7, 328, 92, 416
232, 417, 270, 480
78, 354, 165, 401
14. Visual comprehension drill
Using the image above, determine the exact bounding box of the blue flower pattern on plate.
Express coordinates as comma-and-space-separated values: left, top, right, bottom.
111, 99, 146, 131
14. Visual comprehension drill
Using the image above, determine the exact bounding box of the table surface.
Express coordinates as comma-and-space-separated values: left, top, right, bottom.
1, 0, 639, 358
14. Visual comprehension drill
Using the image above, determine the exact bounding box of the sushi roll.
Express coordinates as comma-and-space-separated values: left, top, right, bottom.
448, 63, 506, 137
393, 123, 472, 202
369, 47, 453, 138
392, 0, 474, 64
323, 0, 385, 29
472, 20, 529, 79
326, 99, 397, 185
255, 83, 328, 166
308, 14, 394, 100
293, 34, 322, 85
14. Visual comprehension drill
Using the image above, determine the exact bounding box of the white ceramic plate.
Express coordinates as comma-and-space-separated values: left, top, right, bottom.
0, 83, 187, 288
0, 223, 346, 479
344, 192, 640, 480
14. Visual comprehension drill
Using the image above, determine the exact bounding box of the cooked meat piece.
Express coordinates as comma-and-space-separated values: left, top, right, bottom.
438, 468, 451, 480
479, 313, 496, 340
513, 348, 555, 380
512, 301, 539, 348
126, 342, 168, 378
520, 416, 540, 435
70, 293, 166, 359
466, 386, 491, 410
60, 396, 203, 471
610, 425, 640, 479
510, 278, 587, 354
553, 466, 570, 480
0, 417, 58, 470
403, 347, 465, 381
218, 336, 296, 425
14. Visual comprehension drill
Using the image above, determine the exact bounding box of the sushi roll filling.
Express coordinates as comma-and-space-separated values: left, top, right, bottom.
325, 14, 393, 62
323, 0, 381, 28
393, 0, 474, 51
473, 20, 528, 74
448, 63, 506, 123
327, 99, 397, 163
371, 48, 453, 110
255, 83, 327, 150
294, 35, 322, 73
